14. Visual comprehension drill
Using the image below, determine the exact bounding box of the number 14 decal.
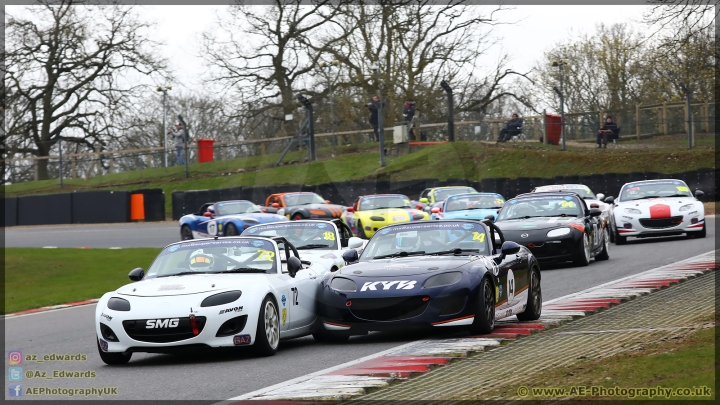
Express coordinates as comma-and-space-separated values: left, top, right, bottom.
290, 287, 299, 305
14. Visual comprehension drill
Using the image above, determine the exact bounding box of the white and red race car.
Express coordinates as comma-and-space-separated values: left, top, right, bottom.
604, 179, 706, 244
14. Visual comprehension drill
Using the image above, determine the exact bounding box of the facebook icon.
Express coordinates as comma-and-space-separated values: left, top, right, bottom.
8, 384, 22, 397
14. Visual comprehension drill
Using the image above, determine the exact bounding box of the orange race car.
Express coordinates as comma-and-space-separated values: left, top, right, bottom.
266, 192, 346, 220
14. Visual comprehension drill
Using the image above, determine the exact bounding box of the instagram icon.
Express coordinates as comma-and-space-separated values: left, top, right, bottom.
8, 351, 22, 365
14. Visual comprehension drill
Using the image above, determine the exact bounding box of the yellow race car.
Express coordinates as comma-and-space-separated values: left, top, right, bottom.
342, 194, 430, 239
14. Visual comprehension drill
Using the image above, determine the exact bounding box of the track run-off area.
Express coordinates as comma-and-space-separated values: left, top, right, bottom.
3, 220, 716, 401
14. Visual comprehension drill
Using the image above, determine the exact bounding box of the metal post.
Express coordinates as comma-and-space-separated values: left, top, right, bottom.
374, 68, 386, 167
440, 80, 455, 142
58, 137, 63, 188
162, 91, 167, 169
679, 83, 692, 150
178, 114, 190, 178
559, 63, 566, 151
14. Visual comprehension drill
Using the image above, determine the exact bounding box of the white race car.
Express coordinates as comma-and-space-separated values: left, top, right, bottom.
604, 179, 706, 245
532, 183, 612, 238
95, 236, 335, 364
242, 219, 364, 271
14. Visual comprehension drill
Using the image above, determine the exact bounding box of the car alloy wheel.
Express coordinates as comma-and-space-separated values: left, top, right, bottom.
225, 223, 238, 236
264, 300, 279, 350
181, 225, 193, 240
583, 233, 591, 262
483, 280, 495, 327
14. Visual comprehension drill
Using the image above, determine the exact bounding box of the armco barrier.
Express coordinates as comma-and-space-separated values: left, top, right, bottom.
72, 191, 130, 224
18, 193, 73, 226
4, 197, 18, 227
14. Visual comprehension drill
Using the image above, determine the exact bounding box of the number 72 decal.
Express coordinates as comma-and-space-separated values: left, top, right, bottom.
290, 287, 299, 305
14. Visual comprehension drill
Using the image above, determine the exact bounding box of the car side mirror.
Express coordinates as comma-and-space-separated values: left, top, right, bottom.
128, 268, 144, 281
484, 214, 495, 222
431, 208, 440, 214
203, 212, 212, 217
695, 190, 704, 200
501, 241, 521, 256
604, 196, 614, 204
589, 208, 602, 217
286, 256, 302, 278
590, 203, 600, 208
419, 198, 429, 204
342, 249, 359, 264
596, 193, 605, 201
416, 204, 423, 210
346, 207, 355, 212
347, 237, 363, 249
325, 199, 332, 204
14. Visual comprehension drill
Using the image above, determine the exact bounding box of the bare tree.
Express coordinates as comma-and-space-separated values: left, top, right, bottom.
201, 0, 348, 139
4, 0, 169, 180
643, 0, 718, 58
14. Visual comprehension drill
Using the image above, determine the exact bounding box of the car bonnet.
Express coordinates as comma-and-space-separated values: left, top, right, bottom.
115, 274, 261, 297
338, 256, 474, 277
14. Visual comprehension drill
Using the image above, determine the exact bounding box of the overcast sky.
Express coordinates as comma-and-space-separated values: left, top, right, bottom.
7, 4, 652, 94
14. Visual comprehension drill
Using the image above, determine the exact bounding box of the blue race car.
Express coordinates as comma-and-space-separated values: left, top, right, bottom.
315, 220, 541, 341
179, 200, 288, 240
430, 193, 506, 221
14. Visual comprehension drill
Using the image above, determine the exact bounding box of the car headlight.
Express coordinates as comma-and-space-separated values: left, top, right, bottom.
201, 291, 242, 307
547, 228, 571, 238
330, 277, 357, 292
107, 297, 131, 311
624, 208, 641, 214
423, 272, 462, 288
679, 204, 694, 212
370, 216, 384, 221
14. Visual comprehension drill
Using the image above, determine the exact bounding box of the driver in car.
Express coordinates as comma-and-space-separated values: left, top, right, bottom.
188, 250, 216, 272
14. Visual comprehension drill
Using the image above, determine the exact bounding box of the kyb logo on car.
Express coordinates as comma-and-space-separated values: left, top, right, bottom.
219, 306, 243, 315
361, 280, 416, 291
146, 318, 179, 329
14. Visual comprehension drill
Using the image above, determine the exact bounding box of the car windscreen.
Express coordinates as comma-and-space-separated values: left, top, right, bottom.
243, 221, 338, 250
445, 194, 505, 212
497, 195, 583, 220
145, 238, 277, 278
359, 195, 412, 210
619, 180, 692, 202
283, 193, 326, 206
433, 187, 477, 202
534, 185, 596, 200
215, 201, 262, 216
359, 222, 490, 261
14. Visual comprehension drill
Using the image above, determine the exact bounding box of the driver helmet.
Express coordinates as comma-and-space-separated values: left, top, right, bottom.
395, 233, 421, 251
189, 250, 214, 272
207, 205, 215, 216
513, 203, 535, 217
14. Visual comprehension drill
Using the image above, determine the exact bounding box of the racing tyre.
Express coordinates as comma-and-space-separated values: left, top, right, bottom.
225, 223, 239, 236
688, 224, 706, 239
517, 267, 541, 321
254, 296, 280, 356
595, 228, 610, 261
180, 225, 193, 240
97, 339, 131, 365
608, 223, 616, 243
292, 213, 304, 221
613, 227, 626, 245
572, 233, 591, 267
356, 220, 368, 239
468, 277, 495, 335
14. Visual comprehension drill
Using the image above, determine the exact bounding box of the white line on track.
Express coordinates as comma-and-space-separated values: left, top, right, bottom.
3, 302, 98, 320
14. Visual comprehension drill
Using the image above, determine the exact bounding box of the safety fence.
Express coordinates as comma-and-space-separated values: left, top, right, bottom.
4, 101, 715, 184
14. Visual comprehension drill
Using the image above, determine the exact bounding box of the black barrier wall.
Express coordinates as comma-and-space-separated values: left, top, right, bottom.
17, 193, 73, 226
4, 197, 18, 227
131, 189, 166, 221
170, 169, 716, 219
72, 191, 130, 224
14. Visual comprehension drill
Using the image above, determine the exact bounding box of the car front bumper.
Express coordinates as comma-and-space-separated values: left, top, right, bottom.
613, 213, 705, 238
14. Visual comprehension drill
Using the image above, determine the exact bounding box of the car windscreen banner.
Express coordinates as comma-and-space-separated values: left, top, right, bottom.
159, 238, 275, 256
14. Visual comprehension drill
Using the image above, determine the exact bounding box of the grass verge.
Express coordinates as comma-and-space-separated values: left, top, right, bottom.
5, 141, 715, 218
3, 248, 161, 314
480, 326, 715, 401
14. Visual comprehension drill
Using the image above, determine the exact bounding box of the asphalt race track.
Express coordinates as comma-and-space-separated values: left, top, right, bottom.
3, 220, 716, 401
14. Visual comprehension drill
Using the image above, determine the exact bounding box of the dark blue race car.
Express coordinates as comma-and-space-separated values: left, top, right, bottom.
179, 200, 288, 240
314, 220, 541, 341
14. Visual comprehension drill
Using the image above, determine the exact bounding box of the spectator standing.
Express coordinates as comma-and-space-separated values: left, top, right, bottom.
497, 114, 523, 142
171, 123, 187, 165
367, 95, 384, 142
403, 98, 416, 139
